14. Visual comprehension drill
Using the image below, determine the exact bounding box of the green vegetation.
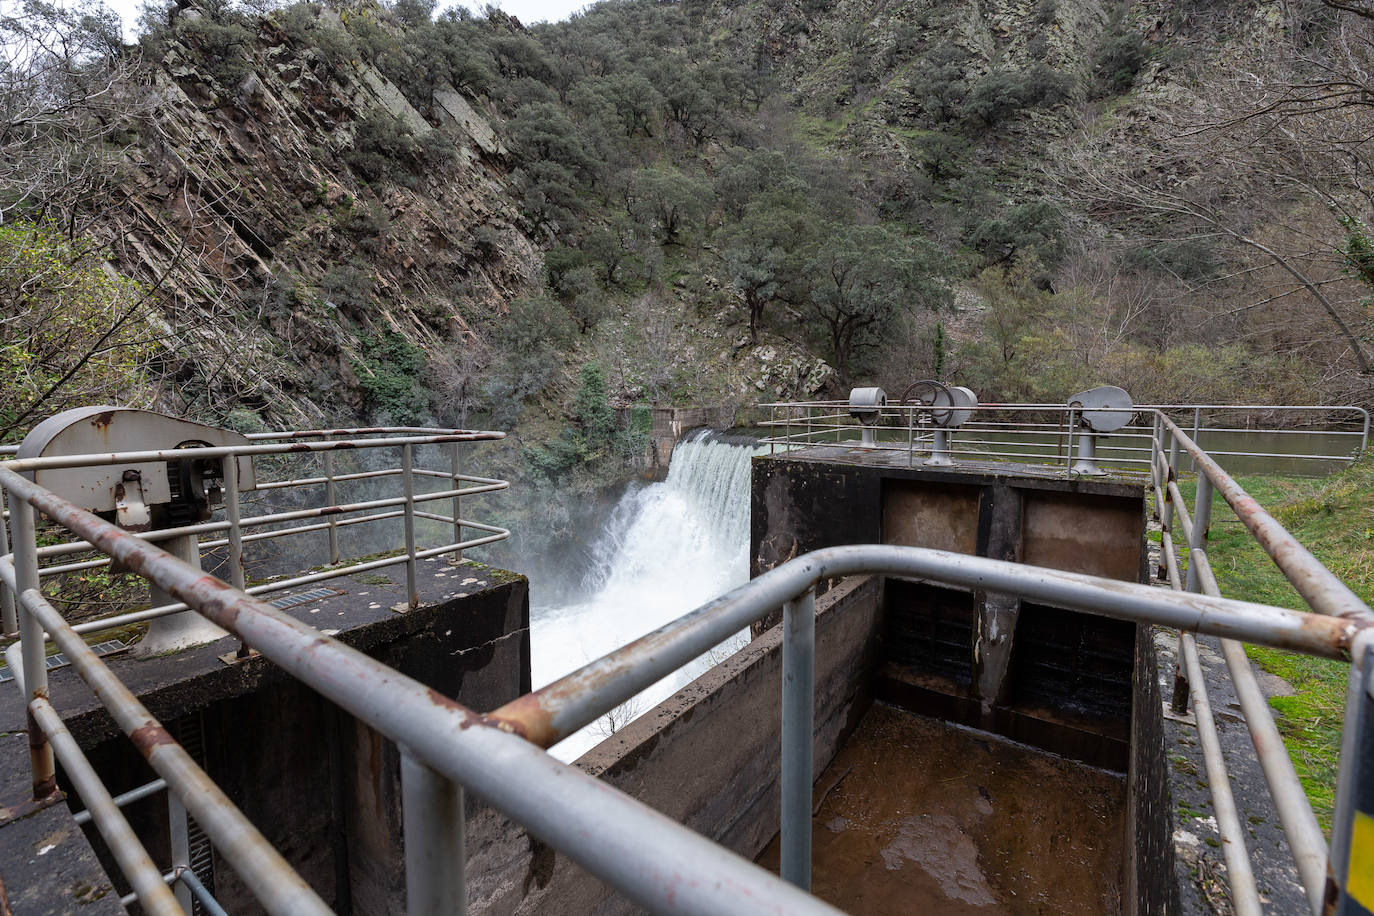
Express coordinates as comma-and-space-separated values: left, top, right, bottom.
0, 221, 156, 441
1184, 459, 1374, 830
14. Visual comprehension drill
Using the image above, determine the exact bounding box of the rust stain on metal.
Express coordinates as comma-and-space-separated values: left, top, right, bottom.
425, 688, 531, 739
486, 692, 555, 746
129, 723, 178, 755
89, 411, 115, 430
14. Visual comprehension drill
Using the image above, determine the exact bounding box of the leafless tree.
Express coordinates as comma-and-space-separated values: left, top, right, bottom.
1059, 8, 1374, 377
0, 0, 154, 230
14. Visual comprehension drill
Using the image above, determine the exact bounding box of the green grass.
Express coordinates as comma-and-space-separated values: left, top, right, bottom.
1175, 458, 1374, 830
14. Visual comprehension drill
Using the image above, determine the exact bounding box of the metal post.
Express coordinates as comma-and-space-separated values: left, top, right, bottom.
1150, 416, 1161, 492
1180, 633, 1263, 916
224, 458, 245, 592
1164, 425, 1179, 532
0, 488, 15, 636
1064, 409, 1077, 477
1072, 432, 1105, 476
769, 406, 776, 455
907, 407, 914, 468
781, 588, 815, 890
1185, 474, 1214, 593
1191, 406, 1202, 472
10, 494, 54, 800
402, 752, 466, 915
450, 442, 462, 562
169, 791, 194, 913
1327, 630, 1372, 916
402, 444, 418, 609
925, 429, 955, 467
324, 451, 339, 565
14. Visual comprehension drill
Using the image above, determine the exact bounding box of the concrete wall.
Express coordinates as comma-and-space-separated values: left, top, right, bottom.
615, 406, 746, 472
1127, 622, 1182, 916
750, 451, 1178, 911
464, 575, 884, 915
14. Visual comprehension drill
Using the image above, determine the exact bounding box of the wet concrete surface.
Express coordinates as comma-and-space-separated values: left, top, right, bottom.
1153, 629, 1309, 915
758, 702, 1126, 914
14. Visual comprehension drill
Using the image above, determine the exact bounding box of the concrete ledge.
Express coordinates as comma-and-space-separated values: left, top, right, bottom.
0, 559, 530, 914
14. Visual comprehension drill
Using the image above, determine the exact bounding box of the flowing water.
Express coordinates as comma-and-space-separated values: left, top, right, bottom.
530, 431, 761, 761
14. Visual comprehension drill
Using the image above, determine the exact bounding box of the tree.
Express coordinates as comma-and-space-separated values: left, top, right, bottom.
721, 196, 817, 341
1061, 10, 1374, 375
1, 0, 150, 229
803, 224, 949, 383
626, 166, 711, 245
0, 221, 159, 438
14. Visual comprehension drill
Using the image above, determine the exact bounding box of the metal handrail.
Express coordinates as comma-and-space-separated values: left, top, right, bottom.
757, 401, 1369, 471
2, 414, 1372, 914
0, 428, 510, 638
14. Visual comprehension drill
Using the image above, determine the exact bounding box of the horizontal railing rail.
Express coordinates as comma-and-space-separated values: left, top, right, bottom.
2, 413, 1371, 914
0, 428, 510, 641
758, 401, 1369, 475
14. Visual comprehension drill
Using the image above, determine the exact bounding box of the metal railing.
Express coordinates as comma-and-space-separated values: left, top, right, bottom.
0, 426, 512, 915
758, 401, 1370, 474
0, 418, 1371, 914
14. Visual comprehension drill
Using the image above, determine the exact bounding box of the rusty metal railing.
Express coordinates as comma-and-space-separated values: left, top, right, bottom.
1, 417, 1372, 914
1149, 414, 1372, 914
759, 401, 1369, 475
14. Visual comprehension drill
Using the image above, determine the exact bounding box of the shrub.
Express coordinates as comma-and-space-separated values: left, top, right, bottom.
1091, 31, 1147, 97
354, 328, 431, 423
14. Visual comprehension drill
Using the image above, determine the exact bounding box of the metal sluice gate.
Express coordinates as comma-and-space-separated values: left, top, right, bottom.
0, 406, 1370, 914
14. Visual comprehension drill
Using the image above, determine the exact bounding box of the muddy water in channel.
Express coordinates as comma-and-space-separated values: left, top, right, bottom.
759, 703, 1126, 913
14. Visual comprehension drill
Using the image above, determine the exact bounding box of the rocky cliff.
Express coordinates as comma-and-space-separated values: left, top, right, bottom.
103, 4, 539, 426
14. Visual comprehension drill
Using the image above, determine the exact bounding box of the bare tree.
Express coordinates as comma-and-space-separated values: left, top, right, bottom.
1059, 9, 1374, 376
0, 0, 152, 230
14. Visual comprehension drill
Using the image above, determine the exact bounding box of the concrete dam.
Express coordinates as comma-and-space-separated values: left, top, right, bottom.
0, 398, 1369, 915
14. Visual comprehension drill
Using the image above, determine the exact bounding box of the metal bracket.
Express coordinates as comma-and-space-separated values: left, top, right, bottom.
0, 789, 64, 826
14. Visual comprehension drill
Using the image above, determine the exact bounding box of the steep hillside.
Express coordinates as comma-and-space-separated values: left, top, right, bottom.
102, 5, 540, 426
4, 0, 1370, 448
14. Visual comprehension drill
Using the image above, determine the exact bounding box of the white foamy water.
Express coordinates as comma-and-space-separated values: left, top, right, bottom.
531, 431, 760, 761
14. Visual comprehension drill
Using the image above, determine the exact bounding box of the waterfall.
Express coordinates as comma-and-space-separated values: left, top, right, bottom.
531, 430, 760, 761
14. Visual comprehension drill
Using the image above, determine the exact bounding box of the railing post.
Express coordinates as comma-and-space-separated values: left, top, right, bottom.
781, 588, 815, 891
1150, 415, 1162, 493
402, 752, 466, 915
10, 493, 55, 800
402, 444, 418, 609
323, 450, 339, 565
169, 792, 194, 913
0, 488, 14, 636
224, 457, 245, 592
450, 442, 462, 561
1191, 406, 1202, 472
1185, 473, 1213, 594
1166, 426, 1180, 530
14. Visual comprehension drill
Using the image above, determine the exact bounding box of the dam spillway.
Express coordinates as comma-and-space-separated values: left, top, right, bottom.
531, 430, 757, 760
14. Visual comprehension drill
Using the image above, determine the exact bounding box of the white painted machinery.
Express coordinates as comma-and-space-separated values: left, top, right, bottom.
1068, 386, 1134, 476
16, 407, 256, 655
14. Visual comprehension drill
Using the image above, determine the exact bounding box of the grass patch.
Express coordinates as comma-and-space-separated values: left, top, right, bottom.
1177, 457, 1374, 831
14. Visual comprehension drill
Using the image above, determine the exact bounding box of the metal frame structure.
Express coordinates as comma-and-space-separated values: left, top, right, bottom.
0, 417, 1371, 914
759, 401, 1371, 474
